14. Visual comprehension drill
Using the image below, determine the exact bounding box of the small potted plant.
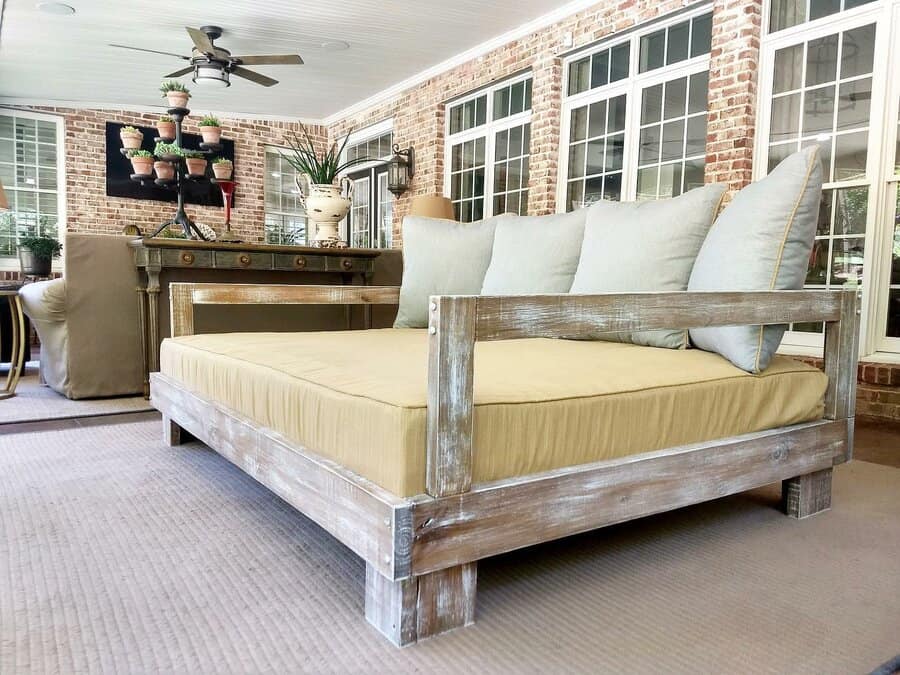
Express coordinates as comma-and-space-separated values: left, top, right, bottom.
154, 141, 184, 163
198, 115, 222, 144
156, 115, 176, 140
212, 157, 233, 180
120, 125, 143, 149
160, 80, 190, 108
18, 235, 61, 277
184, 150, 208, 176
129, 149, 154, 176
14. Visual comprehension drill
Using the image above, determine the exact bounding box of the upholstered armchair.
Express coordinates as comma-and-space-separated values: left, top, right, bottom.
19, 233, 144, 399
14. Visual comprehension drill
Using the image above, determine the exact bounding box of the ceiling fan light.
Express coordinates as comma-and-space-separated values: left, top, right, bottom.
193, 64, 230, 88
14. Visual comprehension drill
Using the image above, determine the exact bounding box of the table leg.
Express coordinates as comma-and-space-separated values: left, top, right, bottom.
147, 267, 161, 378
0, 295, 26, 399
363, 270, 373, 329
137, 276, 151, 399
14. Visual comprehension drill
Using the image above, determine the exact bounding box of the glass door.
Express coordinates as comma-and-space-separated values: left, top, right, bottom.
346, 165, 392, 248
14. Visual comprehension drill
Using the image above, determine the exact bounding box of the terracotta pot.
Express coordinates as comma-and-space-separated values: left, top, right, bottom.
296, 177, 353, 243
154, 160, 175, 180
156, 121, 176, 140
120, 129, 143, 149
212, 162, 233, 180
200, 125, 222, 144
165, 91, 190, 108
130, 156, 154, 176
185, 157, 208, 176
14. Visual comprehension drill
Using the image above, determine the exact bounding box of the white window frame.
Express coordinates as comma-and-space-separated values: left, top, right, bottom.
0, 109, 66, 272
557, 4, 713, 212
756, 0, 898, 358
264, 145, 308, 245
443, 72, 533, 219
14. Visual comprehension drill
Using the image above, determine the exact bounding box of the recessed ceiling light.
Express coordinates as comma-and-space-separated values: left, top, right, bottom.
320, 40, 350, 52
36, 2, 76, 14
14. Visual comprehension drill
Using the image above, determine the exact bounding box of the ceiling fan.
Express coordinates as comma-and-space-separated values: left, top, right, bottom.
110, 26, 303, 88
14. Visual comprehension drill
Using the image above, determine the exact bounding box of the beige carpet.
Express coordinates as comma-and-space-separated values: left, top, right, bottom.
0, 364, 152, 424
1, 419, 897, 674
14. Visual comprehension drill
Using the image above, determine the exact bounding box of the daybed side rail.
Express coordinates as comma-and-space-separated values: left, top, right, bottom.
426, 289, 861, 498
169, 283, 401, 338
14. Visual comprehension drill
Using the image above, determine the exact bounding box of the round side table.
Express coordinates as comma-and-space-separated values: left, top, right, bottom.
0, 290, 26, 399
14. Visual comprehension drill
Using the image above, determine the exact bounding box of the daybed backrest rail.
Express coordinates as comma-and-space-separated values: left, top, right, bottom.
425, 289, 860, 498
169, 283, 401, 338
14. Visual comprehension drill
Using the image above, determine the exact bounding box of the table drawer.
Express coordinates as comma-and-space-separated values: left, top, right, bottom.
161, 249, 214, 268
325, 256, 371, 273
214, 251, 273, 269
273, 253, 328, 272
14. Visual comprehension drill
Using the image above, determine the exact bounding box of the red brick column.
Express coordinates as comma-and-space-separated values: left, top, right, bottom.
705, 0, 763, 197
527, 54, 563, 216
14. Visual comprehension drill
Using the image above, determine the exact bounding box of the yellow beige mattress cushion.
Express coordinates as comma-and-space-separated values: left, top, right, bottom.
160, 328, 827, 498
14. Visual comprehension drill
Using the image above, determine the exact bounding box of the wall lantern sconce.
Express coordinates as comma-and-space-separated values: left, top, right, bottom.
387, 144, 414, 196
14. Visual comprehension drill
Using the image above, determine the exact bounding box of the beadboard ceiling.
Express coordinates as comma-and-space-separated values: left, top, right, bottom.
0, 0, 576, 120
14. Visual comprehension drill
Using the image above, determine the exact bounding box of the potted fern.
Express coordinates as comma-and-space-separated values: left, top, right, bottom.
284, 126, 369, 243
18, 235, 61, 276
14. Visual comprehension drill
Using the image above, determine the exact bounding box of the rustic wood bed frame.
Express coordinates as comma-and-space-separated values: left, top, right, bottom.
151, 283, 859, 646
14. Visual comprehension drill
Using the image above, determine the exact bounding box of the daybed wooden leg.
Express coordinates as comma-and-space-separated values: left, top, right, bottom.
365, 562, 477, 646
163, 414, 188, 446
782, 468, 833, 519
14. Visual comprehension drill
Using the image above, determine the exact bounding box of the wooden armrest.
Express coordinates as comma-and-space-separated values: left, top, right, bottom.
170, 283, 400, 337
426, 288, 861, 498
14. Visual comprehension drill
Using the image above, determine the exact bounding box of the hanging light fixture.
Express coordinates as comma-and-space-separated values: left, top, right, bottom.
387, 144, 414, 196
193, 63, 231, 88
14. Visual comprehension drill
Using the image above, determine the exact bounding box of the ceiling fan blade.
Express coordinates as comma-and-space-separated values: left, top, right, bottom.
164, 66, 194, 78
109, 44, 189, 60
232, 54, 304, 66
186, 26, 215, 55
231, 66, 278, 87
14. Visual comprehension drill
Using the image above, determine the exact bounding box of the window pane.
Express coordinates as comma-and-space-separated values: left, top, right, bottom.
774, 44, 803, 94
605, 133, 624, 171
524, 78, 533, 111
690, 13, 712, 57
805, 34, 839, 87
475, 96, 486, 126
639, 30, 665, 73
810, 0, 840, 22
590, 50, 609, 89
831, 236, 865, 285
688, 71, 708, 114
770, 0, 804, 32
636, 166, 658, 199
509, 125, 523, 157
642, 84, 663, 125
586, 139, 604, 175
495, 129, 509, 162
510, 81, 526, 116
661, 120, 685, 161
566, 180, 584, 212
841, 24, 876, 79
639, 126, 660, 164
588, 101, 606, 138
610, 44, 630, 81
608, 95, 627, 133
771, 93, 801, 141
833, 186, 867, 235
803, 86, 836, 135
571, 106, 588, 142
666, 21, 690, 65
569, 57, 590, 95
837, 78, 871, 132
685, 115, 707, 156
494, 86, 510, 120
833, 130, 867, 180
663, 77, 687, 120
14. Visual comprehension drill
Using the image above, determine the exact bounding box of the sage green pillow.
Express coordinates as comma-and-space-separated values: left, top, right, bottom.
480, 210, 587, 295
569, 184, 726, 349
393, 213, 514, 328
688, 146, 824, 373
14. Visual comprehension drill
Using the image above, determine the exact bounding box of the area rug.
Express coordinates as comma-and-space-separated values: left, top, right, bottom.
0, 364, 153, 424
1, 418, 897, 674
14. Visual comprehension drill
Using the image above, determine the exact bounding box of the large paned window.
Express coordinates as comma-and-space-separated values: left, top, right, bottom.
560, 8, 713, 211
264, 148, 308, 245
760, 0, 899, 355
0, 111, 64, 258
445, 76, 532, 221
341, 121, 394, 248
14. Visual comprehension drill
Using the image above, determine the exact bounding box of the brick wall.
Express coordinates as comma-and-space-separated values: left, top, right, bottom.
10, 105, 326, 245
326, 0, 763, 241
796, 357, 900, 421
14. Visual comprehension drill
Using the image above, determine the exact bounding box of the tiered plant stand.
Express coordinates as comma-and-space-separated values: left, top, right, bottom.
120, 106, 224, 240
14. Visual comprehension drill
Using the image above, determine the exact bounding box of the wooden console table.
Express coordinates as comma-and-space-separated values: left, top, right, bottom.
130, 238, 380, 397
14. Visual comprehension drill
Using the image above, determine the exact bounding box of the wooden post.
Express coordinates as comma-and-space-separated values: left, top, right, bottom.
163, 414, 186, 446
170, 283, 196, 338
783, 289, 858, 518
782, 468, 833, 519
365, 294, 479, 645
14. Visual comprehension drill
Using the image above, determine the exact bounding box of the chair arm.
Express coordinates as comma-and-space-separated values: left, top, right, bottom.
19, 278, 67, 323
169, 283, 401, 337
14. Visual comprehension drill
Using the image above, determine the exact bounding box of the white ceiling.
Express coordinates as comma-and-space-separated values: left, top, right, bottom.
0, 0, 578, 120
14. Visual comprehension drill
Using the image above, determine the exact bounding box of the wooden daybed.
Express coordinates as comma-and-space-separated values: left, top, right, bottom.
151, 283, 859, 646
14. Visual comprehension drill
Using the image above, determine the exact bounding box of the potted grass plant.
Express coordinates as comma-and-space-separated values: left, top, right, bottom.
156, 115, 176, 140
129, 149, 154, 176
160, 81, 190, 108
184, 150, 208, 176
120, 125, 143, 149
284, 126, 369, 243
18, 235, 61, 277
199, 115, 222, 144
212, 157, 233, 180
